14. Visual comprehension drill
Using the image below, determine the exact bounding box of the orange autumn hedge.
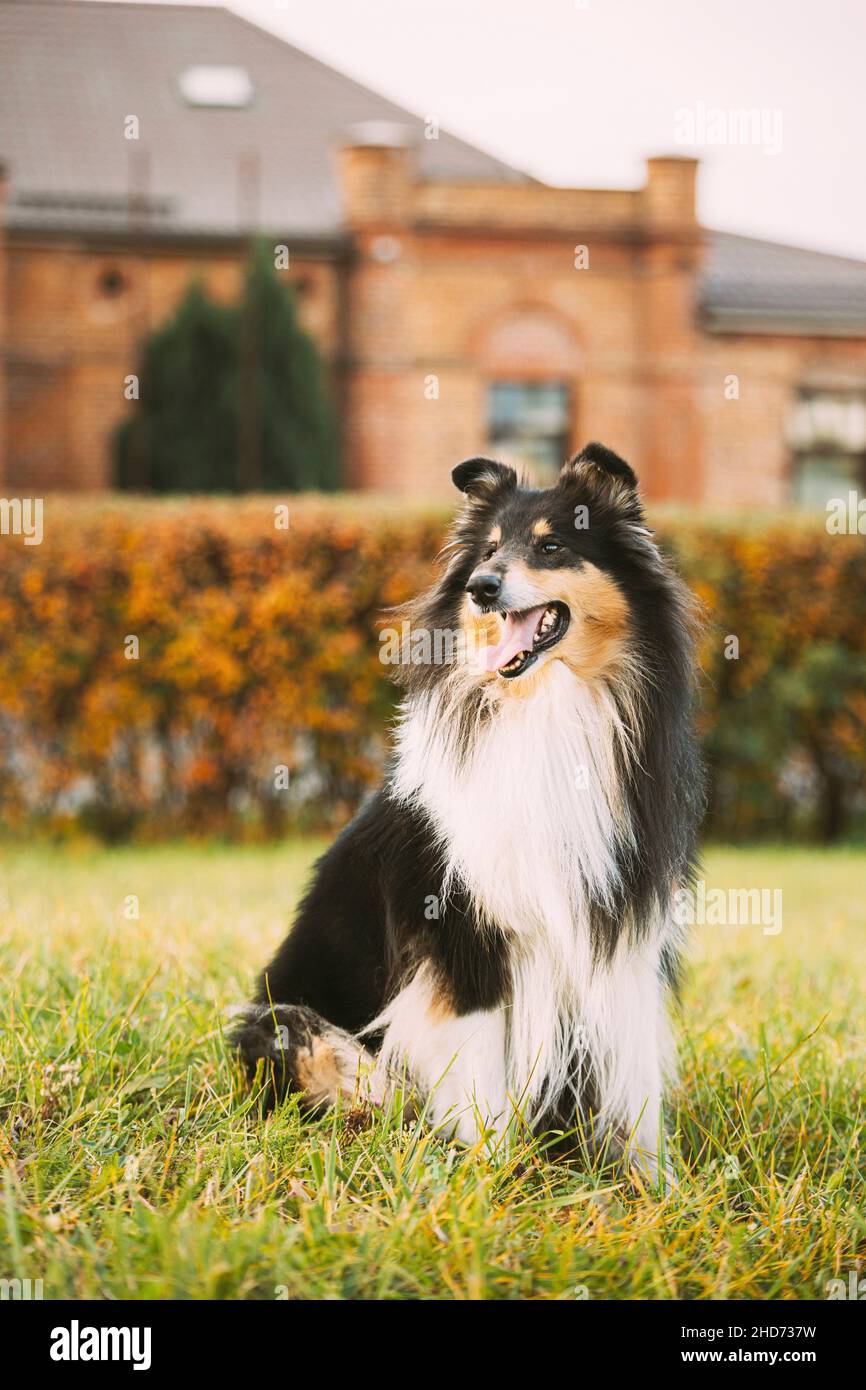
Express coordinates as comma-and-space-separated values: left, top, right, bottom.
0, 497, 441, 840
0, 498, 864, 841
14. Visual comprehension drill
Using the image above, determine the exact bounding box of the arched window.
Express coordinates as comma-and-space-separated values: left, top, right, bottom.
489, 382, 570, 485
477, 308, 580, 486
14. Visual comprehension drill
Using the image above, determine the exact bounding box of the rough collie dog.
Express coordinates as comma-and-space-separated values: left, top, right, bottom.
235, 444, 703, 1175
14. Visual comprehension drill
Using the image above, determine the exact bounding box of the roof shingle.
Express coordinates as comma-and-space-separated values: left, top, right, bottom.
0, 0, 527, 240
701, 231, 866, 334
3, 0, 866, 334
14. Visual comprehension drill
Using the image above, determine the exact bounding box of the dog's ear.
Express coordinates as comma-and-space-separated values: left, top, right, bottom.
560, 442, 638, 494
452, 457, 518, 502
561, 442, 661, 563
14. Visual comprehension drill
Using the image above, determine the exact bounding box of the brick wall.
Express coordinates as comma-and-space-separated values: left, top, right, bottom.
699, 334, 866, 506
3, 237, 342, 492
2, 147, 865, 505
337, 143, 703, 498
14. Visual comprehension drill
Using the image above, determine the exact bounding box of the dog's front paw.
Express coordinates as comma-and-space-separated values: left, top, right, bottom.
232, 1002, 383, 1113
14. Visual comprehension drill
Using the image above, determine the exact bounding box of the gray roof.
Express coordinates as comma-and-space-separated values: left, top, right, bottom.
701, 231, 866, 335
3, 1, 866, 335
0, 0, 527, 241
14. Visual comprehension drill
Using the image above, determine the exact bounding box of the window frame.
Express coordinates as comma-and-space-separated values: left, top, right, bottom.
789, 388, 866, 506
487, 379, 572, 486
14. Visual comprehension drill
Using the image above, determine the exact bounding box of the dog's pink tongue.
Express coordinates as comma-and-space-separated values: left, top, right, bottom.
478, 606, 545, 672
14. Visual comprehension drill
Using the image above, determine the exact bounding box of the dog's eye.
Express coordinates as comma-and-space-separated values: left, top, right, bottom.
482, 544, 498, 561
540, 541, 560, 555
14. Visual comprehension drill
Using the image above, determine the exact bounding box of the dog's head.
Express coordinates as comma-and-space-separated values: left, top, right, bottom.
444, 443, 661, 689
395, 445, 703, 898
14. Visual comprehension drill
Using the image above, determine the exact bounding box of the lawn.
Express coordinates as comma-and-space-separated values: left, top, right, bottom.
1, 842, 864, 1300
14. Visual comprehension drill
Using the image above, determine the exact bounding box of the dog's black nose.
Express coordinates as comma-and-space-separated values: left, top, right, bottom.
466, 571, 502, 604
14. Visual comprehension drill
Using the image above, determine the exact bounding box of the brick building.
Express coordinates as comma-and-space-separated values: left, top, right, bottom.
3, 0, 866, 503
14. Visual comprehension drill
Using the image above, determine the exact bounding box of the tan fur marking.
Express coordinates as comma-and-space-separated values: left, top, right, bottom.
461, 559, 630, 693
532, 518, 552, 537
294, 1037, 343, 1106
486, 525, 502, 546
293, 1032, 385, 1109
461, 592, 501, 655
499, 557, 550, 598
426, 983, 455, 1025
555, 564, 630, 682
468, 560, 630, 694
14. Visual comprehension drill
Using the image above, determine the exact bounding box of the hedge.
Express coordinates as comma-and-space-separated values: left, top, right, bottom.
0, 498, 863, 842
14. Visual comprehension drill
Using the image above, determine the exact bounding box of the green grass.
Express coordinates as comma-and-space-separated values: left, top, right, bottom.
1, 842, 864, 1300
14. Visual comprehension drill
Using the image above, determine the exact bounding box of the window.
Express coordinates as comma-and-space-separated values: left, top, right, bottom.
98, 267, 127, 298
178, 66, 254, 108
488, 382, 570, 485
789, 390, 866, 506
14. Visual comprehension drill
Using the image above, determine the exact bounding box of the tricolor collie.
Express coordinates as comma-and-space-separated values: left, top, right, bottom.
236, 445, 703, 1175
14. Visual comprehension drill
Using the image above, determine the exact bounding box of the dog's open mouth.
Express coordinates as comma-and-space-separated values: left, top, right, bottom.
478, 601, 570, 679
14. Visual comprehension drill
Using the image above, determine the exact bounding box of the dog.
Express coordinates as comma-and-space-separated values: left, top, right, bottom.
235, 444, 703, 1175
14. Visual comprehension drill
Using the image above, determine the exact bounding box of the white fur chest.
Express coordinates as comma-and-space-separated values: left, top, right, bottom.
392, 662, 629, 941
390, 664, 665, 1124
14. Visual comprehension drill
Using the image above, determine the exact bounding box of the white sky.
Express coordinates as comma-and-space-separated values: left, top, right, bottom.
93, 0, 866, 259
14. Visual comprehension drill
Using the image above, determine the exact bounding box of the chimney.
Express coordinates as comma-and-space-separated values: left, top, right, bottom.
642, 155, 699, 232
335, 121, 415, 231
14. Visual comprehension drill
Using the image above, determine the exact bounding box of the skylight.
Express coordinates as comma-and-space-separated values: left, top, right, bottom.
178, 66, 254, 108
